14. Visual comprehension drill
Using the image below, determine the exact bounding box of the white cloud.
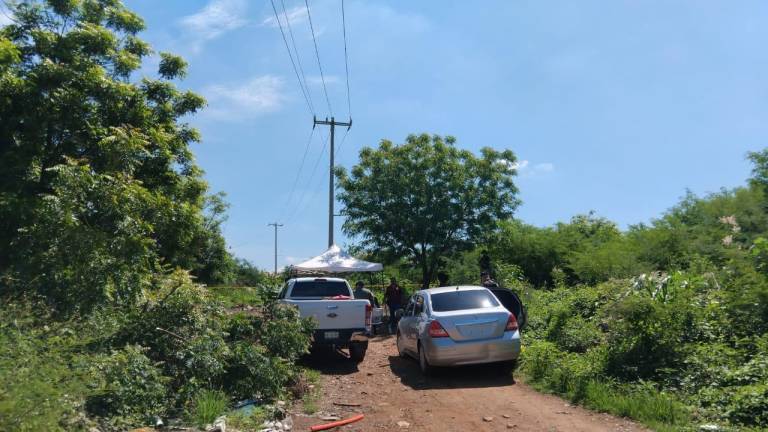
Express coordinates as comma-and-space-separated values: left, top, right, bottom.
261, 6, 307, 28
508, 159, 555, 177
202, 75, 287, 119
178, 0, 248, 51
509, 160, 529, 171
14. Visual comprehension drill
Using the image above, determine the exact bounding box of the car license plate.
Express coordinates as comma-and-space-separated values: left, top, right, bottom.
324, 331, 339, 339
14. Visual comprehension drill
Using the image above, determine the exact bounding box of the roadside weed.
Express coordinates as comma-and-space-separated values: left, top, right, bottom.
187, 390, 228, 427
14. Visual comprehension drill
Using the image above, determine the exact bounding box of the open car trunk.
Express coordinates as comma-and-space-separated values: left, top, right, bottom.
489, 288, 527, 329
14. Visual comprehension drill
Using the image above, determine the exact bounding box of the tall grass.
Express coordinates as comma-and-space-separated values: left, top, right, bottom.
187, 390, 228, 427
582, 381, 687, 427
301, 369, 322, 414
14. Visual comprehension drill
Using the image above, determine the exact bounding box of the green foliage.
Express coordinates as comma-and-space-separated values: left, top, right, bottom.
580, 381, 687, 428
515, 181, 768, 430
0, 277, 312, 429
723, 384, 768, 426
227, 405, 268, 431
0, 301, 92, 432
232, 258, 270, 287
86, 345, 169, 429
210, 285, 263, 307
522, 341, 689, 428
490, 220, 561, 286
603, 295, 688, 380
186, 389, 228, 428
337, 133, 520, 287
224, 342, 294, 400
0, 1, 308, 429
0, 0, 234, 312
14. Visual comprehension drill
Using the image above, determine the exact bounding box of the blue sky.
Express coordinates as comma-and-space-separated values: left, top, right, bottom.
120, 0, 768, 270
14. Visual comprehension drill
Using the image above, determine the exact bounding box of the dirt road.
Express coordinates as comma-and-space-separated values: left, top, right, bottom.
292, 335, 648, 432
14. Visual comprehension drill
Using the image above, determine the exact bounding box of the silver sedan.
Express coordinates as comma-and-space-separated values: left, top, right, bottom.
395, 286, 521, 375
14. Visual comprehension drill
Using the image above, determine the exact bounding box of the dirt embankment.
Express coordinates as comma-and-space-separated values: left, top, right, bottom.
292, 336, 649, 432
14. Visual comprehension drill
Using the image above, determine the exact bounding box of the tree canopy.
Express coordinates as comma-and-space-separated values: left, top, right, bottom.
336, 133, 520, 287
0, 0, 231, 311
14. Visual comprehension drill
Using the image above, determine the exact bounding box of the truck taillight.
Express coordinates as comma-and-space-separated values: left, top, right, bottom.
365, 303, 372, 328
428, 320, 449, 338
505, 314, 519, 332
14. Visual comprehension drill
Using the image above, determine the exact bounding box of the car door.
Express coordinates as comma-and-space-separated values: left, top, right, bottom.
412, 294, 427, 341
406, 295, 427, 351
400, 297, 417, 352
490, 288, 527, 329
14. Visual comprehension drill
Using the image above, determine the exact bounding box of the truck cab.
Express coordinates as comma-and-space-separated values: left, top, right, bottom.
279, 277, 371, 361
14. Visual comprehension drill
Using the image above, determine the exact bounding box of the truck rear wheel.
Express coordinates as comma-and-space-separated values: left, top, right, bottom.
349, 342, 368, 362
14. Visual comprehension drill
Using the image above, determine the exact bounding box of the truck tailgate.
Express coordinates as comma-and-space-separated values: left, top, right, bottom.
284, 299, 368, 330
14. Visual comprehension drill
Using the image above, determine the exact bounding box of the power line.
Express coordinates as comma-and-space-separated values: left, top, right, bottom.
304, 0, 333, 116
341, 0, 352, 118
280, 0, 313, 110
335, 127, 350, 156
277, 127, 315, 220
270, 0, 315, 115
285, 129, 330, 223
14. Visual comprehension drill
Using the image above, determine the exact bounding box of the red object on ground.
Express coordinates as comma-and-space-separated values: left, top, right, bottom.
309, 414, 365, 431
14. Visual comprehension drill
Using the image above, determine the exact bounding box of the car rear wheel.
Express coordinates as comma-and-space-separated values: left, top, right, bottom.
396, 331, 407, 358
349, 342, 367, 363
418, 342, 433, 375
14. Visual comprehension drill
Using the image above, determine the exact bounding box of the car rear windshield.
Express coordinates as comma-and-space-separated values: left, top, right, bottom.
290, 280, 350, 298
430, 290, 499, 312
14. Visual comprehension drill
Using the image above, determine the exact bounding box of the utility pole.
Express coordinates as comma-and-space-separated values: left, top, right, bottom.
267, 222, 283, 274
313, 116, 352, 247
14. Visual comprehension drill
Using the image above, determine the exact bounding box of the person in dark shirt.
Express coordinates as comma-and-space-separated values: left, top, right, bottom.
479, 250, 492, 274
481, 271, 499, 288
437, 271, 449, 287
353, 281, 378, 307
383, 278, 404, 333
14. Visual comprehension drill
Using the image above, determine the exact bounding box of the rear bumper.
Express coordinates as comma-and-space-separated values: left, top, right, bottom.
311, 329, 369, 346
423, 331, 521, 366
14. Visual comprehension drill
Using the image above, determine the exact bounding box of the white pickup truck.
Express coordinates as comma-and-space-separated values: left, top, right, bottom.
278, 277, 373, 361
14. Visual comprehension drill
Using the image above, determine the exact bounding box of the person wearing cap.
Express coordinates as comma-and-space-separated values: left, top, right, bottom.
353, 281, 378, 307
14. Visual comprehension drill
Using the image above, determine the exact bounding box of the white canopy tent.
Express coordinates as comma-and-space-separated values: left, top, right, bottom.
291, 244, 383, 274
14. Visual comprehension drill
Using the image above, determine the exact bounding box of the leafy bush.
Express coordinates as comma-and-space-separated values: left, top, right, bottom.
0, 302, 92, 432
603, 296, 688, 380
224, 342, 295, 400
86, 345, 169, 429
723, 384, 768, 426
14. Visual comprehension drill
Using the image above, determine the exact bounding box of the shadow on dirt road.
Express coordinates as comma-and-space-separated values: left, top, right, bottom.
388, 354, 515, 390
298, 346, 360, 375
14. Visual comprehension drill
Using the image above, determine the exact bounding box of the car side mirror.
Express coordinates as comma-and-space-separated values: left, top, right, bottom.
394, 309, 404, 319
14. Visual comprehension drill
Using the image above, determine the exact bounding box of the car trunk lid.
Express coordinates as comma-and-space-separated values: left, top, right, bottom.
432, 309, 509, 341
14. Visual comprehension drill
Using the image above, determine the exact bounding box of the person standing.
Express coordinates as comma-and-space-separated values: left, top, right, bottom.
437, 272, 449, 287
383, 277, 404, 334
479, 250, 492, 276
353, 281, 378, 307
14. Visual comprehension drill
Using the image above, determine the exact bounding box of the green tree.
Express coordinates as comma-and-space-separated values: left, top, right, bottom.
0, 0, 226, 311
336, 133, 520, 287
490, 220, 562, 287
